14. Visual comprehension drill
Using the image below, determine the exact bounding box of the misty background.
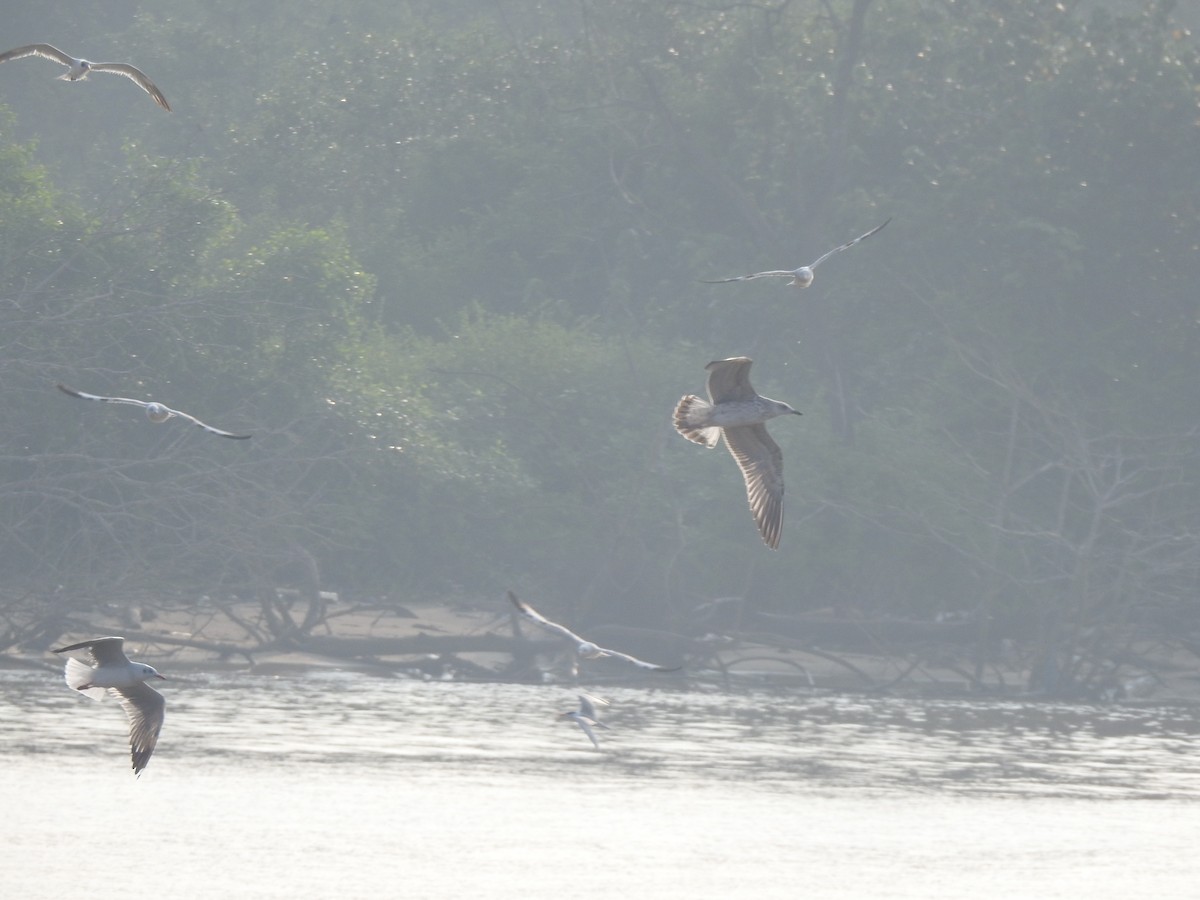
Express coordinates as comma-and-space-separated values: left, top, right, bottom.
0, 0, 1197, 677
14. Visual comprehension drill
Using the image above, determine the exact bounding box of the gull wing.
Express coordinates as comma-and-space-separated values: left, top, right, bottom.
808, 218, 891, 269
573, 717, 603, 749
700, 270, 799, 284
53, 636, 131, 667
723, 423, 785, 550
164, 407, 252, 440
0, 44, 74, 66
508, 591, 588, 645
89, 62, 171, 111
600, 647, 682, 672
112, 680, 165, 775
512, 593, 680, 671
704, 357, 757, 404
57, 382, 151, 410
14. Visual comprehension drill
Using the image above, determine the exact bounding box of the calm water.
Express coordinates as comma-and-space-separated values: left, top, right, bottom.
2, 669, 1198, 899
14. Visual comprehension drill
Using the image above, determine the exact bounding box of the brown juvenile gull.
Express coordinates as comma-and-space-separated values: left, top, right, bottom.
673, 357, 801, 549
702, 218, 889, 288
53, 637, 166, 775
0, 43, 171, 111
57, 383, 251, 439
508, 591, 680, 672
559, 694, 611, 750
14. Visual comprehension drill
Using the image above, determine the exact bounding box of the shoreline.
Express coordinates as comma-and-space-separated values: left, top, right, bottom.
5, 596, 1198, 705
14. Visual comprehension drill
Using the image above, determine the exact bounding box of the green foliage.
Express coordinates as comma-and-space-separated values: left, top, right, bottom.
0, 0, 1198, 651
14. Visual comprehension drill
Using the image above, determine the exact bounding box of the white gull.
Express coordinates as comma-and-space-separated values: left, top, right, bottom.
53, 636, 166, 775
0, 43, 171, 111
559, 694, 611, 750
509, 591, 680, 672
57, 383, 251, 439
702, 219, 889, 288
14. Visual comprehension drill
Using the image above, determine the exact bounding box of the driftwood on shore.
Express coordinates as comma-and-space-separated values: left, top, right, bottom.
749, 611, 976, 651
7, 589, 1190, 701
299, 633, 555, 658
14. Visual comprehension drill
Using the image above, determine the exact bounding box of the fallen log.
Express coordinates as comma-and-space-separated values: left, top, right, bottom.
749, 612, 975, 651
297, 633, 556, 657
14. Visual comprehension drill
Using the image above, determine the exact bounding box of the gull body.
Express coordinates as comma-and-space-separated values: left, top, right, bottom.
53, 636, 166, 775
57, 383, 251, 439
508, 591, 680, 672
673, 357, 801, 550
703, 218, 889, 288
0, 43, 170, 111
559, 694, 611, 750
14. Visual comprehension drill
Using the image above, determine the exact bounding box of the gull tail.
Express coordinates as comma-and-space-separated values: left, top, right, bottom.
63, 657, 109, 700
673, 395, 721, 448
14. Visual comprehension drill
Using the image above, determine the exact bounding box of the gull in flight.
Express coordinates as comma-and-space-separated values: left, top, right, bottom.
57, 383, 252, 439
0, 43, 171, 111
559, 694, 611, 750
702, 218, 890, 288
508, 591, 680, 672
674, 357, 801, 549
53, 636, 166, 775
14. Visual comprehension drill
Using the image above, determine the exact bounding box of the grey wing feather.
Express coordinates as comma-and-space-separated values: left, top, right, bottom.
0, 44, 74, 66
89, 62, 171, 111
723, 424, 785, 550
808, 218, 891, 269
53, 636, 130, 666
602, 648, 681, 672
508, 591, 587, 645
575, 718, 602, 749
57, 383, 150, 409
113, 681, 164, 775
705, 357, 756, 404
167, 408, 252, 440
700, 270, 798, 283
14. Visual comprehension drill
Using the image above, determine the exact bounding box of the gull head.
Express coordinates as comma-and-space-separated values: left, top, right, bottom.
144, 402, 172, 424
575, 641, 607, 659
765, 399, 802, 419
791, 267, 815, 288
137, 663, 166, 681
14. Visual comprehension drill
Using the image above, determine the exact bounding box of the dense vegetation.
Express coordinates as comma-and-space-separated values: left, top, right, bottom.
0, 1, 1197, 669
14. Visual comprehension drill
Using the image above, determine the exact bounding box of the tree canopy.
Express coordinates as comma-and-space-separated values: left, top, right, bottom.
0, 0, 1197, 665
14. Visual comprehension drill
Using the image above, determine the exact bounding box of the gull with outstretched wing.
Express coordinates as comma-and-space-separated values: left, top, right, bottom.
703, 219, 889, 288
673, 357, 801, 550
0, 43, 170, 111
57, 383, 251, 439
559, 694, 611, 750
508, 591, 679, 672
53, 636, 167, 775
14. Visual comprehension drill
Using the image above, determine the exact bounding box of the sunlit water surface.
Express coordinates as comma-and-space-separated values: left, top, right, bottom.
2, 670, 1199, 899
